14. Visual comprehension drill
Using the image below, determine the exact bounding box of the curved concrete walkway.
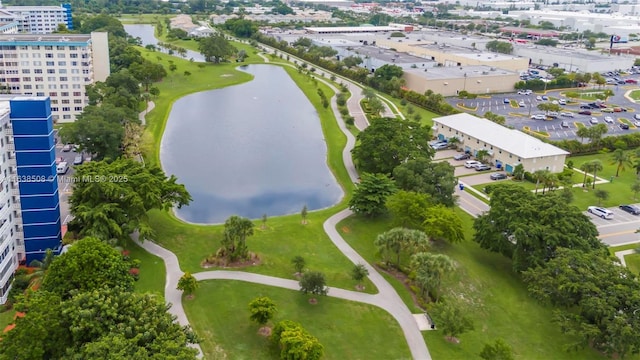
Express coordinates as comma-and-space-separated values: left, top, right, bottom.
139, 101, 155, 126
134, 46, 431, 359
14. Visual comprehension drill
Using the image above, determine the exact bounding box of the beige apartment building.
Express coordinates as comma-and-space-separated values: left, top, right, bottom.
433, 113, 569, 173
0, 32, 110, 122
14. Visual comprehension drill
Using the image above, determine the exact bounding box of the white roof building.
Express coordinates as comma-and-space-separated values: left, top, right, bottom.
433, 113, 569, 173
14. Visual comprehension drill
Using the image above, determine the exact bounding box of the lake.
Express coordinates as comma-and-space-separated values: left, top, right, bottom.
123, 24, 205, 62
159, 64, 343, 224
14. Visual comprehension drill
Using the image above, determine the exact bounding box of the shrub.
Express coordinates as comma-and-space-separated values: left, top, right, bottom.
344, 116, 354, 125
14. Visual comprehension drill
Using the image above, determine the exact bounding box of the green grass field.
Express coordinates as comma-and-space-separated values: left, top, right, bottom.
337, 210, 610, 360
629, 90, 640, 101
126, 238, 166, 296
624, 252, 640, 275
0, 309, 16, 332
183, 281, 411, 360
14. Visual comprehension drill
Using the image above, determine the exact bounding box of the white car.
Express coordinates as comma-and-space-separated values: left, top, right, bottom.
590, 117, 599, 124
560, 112, 574, 118
431, 143, 449, 150
558, 99, 567, 105
531, 114, 546, 120
587, 206, 614, 219
536, 96, 543, 101
634, 120, 640, 127
464, 160, 482, 168
604, 116, 614, 123
518, 101, 526, 107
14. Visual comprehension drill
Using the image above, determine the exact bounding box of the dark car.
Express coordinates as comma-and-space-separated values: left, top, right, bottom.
490, 173, 508, 180
578, 110, 592, 115
580, 105, 592, 109
454, 153, 471, 160
620, 204, 640, 215
475, 164, 491, 171
620, 123, 630, 130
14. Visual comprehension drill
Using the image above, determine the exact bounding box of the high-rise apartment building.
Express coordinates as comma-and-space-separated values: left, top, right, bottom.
0, 95, 61, 304
0, 32, 110, 123
0, 4, 73, 34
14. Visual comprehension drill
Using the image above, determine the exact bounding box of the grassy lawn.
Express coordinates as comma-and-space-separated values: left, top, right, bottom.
624, 252, 640, 275
565, 152, 638, 209
126, 238, 166, 296
141, 47, 376, 292
183, 281, 411, 360
629, 89, 640, 101
610, 242, 640, 254
0, 309, 16, 332
337, 210, 609, 360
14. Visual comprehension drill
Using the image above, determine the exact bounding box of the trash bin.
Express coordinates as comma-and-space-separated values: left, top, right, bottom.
459, 183, 465, 190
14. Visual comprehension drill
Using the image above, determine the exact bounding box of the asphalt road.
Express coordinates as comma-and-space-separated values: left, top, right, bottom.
586, 205, 640, 246
54, 138, 83, 226
447, 73, 640, 141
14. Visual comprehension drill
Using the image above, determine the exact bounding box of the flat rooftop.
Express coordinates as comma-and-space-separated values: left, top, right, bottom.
0, 34, 91, 42
5, 6, 65, 10
404, 65, 516, 79
434, 113, 569, 159
337, 45, 435, 64
516, 45, 625, 60
305, 26, 400, 33
416, 43, 521, 61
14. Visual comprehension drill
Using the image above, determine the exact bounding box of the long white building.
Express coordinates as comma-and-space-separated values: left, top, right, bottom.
0, 32, 110, 123
0, 4, 73, 34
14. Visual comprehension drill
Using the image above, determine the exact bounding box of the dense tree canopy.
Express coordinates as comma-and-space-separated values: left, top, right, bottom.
473, 184, 605, 272
271, 320, 323, 360
352, 118, 433, 174
69, 159, 191, 242
41, 237, 133, 298
393, 158, 457, 207
0, 287, 198, 359
386, 190, 432, 229
199, 33, 236, 63
349, 172, 397, 217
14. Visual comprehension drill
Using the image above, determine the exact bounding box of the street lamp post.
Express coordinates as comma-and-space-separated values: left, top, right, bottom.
463, 73, 467, 91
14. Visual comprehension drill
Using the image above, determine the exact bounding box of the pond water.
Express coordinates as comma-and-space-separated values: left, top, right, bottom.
123, 24, 205, 62
160, 64, 343, 224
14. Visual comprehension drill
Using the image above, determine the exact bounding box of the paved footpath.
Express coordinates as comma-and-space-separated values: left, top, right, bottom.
135, 46, 432, 360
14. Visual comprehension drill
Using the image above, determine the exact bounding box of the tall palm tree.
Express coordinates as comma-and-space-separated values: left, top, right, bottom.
27, 249, 54, 289
533, 169, 550, 194
476, 149, 490, 164
576, 127, 590, 144
611, 149, 632, 177
411, 252, 455, 302
580, 161, 594, 187
374, 228, 429, 268
591, 160, 604, 189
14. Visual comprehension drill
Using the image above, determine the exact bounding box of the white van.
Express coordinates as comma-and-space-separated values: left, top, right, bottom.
56, 161, 68, 175
587, 206, 614, 220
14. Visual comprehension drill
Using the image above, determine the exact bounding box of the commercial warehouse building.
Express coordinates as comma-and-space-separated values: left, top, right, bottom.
0, 32, 110, 122
433, 113, 569, 174
0, 95, 61, 304
403, 65, 519, 97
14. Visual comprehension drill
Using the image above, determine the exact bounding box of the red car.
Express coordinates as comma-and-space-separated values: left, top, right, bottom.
626, 79, 638, 84
578, 110, 592, 115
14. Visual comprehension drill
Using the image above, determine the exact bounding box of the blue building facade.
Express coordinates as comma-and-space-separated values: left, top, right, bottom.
62, 3, 74, 30
9, 97, 61, 263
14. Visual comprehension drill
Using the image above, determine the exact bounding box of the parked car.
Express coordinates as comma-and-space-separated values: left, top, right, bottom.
587, 206, 614, 219
503, 98, 510, 104
634, 114, 640, 121
536, 96, 543, 101
454, 153, 471, 160
613, 107, 626, 112
635, 120, 640, 127
560, 112, 574, 118
620, 204, 640, 215
578, 110, 592, 115
541, 95, 549, 101
464, 160, 482, 168
604, 116, 614, 123
431, 143, 449, 150
475, 164, 491, 171
62, 144, 72, 152
561, 121, 570, 128
558, 99, 566, 105
579, 105, 592, 109
620, 123, 630, 130
73, 155, 83, 165
602, 107, 614, 113
518, 101, 526, 107
626, 78, 638, 84
531, 114, 546, 120
590, 117, 599, 124
490, 173, 507, 180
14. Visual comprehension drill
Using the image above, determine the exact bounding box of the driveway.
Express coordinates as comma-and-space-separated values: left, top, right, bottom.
459, 172, 507, 186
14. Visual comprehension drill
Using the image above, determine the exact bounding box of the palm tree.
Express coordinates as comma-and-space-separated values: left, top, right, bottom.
476, 149, 490, 164
576, 127, 590, 143
411, 252, 455, 302
533, 169, 549, 194
28, 249, 54, 289
611, 149, 632, 177
448, 137, 461, 150
631, 181, 640, 200
579, 161, 594, 187
591, 160, 604, 189
374, 228, 429, 268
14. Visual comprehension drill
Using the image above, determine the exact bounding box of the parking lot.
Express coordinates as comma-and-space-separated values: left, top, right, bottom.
446, 72, 640, 141
585, 204, 640, 227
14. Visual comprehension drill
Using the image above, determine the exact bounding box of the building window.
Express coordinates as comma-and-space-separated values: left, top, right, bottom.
49, 92, 57, 97
73, 99, 82, 104
32, 52, 40, 58
34, 69, 42, 74
46, 61, 54, 66
57, 53, 65, 58
61, 92, 69, 97
44, 46, 53, 50
518, 158, 521, 162
33, 61, 41, 66
58, 61, 66, 66
48, 84, 57, 89
47, 69, 55, 74
45, 53, 53, 58
34, 77, 43, 82
61, 100, 69, 104
73, 92, 81, 96
36, 92, 44, 96
51, 100, 58, 104
47, 77, 55, 81
22, 77, 30, 82
21, 69, 30, 74
59, 69, 67, 74
62, 107, 70, 112
74, 107, 82, 111
51, 107, 58, 111
63, 115, 71, 120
